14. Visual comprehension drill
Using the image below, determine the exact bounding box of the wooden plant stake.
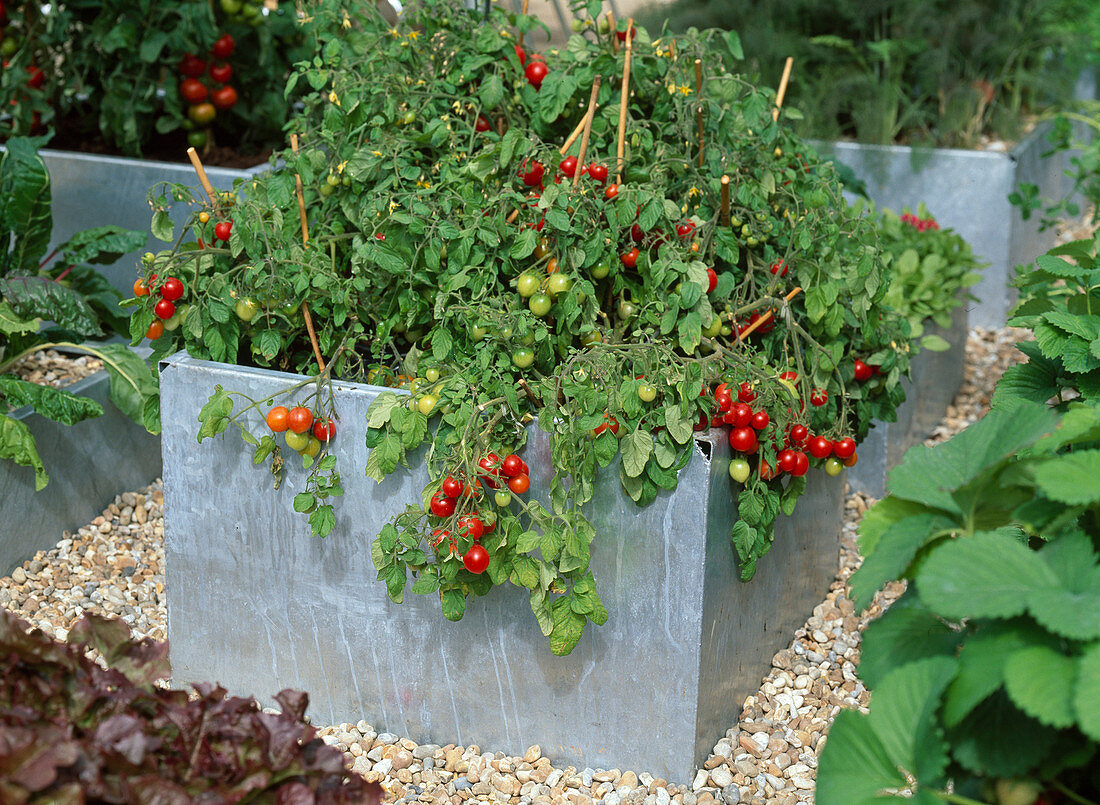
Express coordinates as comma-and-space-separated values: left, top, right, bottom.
608, 11, 618, 54
186, 147, 218, 206
615, 18, 634, 185
289, 133, 327, 373
559, 115, 589, 155
772, 57, 793, 122
737, 286, 802, 341
720, 175, 730, 226
695, 59, 704, 167
518, 0, 529, 49
572, 75, 602, 190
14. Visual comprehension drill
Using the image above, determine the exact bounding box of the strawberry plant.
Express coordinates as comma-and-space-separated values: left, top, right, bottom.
134, 0, 914, 654
0, 607, 383, 802
0, 138, 159, 487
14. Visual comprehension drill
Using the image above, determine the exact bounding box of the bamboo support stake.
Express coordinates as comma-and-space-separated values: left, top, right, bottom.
518, 0, 529, 48
772, 56, 793, 121
608, 11, 618, 54
615, 18, 634, 184
186, 147, 217, 206
737, 286, 801, 341
694, 59, 704, 167
572, 75, 601, 190
669, 39, 676, 61
559, 115, 588, 155
288, 133, 326, 373
720, 175, 730, 226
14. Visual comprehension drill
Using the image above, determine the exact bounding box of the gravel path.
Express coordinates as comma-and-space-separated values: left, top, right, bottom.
0, 327, 1028, 803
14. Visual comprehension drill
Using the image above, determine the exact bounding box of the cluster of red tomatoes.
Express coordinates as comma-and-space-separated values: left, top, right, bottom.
703, 381, 859, 483
178, 34, 239, 148
1, 2, 46, 129
427, 452, 532, 575
513, 43, 549, 90
900, 212, 940, 232
134, 272, 186, 340
265, 404, 337, 458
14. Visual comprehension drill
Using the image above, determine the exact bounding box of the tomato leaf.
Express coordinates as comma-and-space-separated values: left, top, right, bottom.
0, 414, 48, 490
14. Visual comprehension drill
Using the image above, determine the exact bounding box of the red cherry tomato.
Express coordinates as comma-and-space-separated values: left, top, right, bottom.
588, 163, 608, 183
730, 402, 753, 428
706, 267, 717, 293
810, 388, 828, 406
777, 449, 797, 474
514, 43, 527, 65
133, 278, 149, 297
770, 260, 788, 277
154, 299, 175, 320
25, 65, 44, 89
604, 183, 620, 200
430, 492, 455, 518
312, 418, 336, 442
621, 247, 639, 268
738, 382, 757, 404
212, 34, 235, 60
211, 85, 238, 110
715, 390, 733, 413
209, 62, 232, 84
833, 437, 857, 459
145, 321, 164, 340
442, 476, 463, 499
179, 53, 206, 78
789, 424, 808, 444
729, 427, 758, 454
521, 160, 545, 187
791, 451, 810, 477
525, 60, 549, 89
457, 514, 484, 541
287, 406, 314, 434
559, 155, 578, 177
266, 406, 289, 432
463, 544, 490, 574
475, 115, 491, 132
180, 78, 208, 104
808, 436, 833, 459
214, 221, 232, 241
160, 277, 185, 301
853, 359, 873, 381
508, 474, 531, 494
501, 454, 524, 477
751, 410, 770, 431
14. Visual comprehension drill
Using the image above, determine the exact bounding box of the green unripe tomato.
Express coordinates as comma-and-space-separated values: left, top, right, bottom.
511, 347, 535, 368
729, 459, 751, 483
187, 131, 208, 149
570, 18, 585, 32
408, 378, 423, 394
221, 0, 243, 13
284, 430, 310, 451
720, 325, 732, 337
301, 436, 321, 458
499, 326, 514, 340
517, 273, 540, 298
326, 173, 342, 187
702, 317, 722, 338
280, 300, 301, 318
471, 323, 488, 341
418, 394, 438, 415
580, 330, 602, 346
495, 490, 512, 507
638, 383, 657, 403
163, 304, 188, 332
403, 110, 417, 125
424, 367, 440, 383
824, 457, 844, 477
235, 298, 260, 322
521, 332, 535, 346
1, 38, 19, 57
746, 237, 759, 247
546, 274, 571, 297
618, 300, 636, 319
319, 183, 335, 197
529, 292, 552, 316
591, 259, 610, 280
598, 16, 611, 33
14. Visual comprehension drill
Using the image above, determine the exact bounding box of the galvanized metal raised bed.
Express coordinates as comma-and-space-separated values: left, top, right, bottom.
848, 302, 970, 499
814, 125, 1073, 330
160, 351, 845, 783
41, 149, 265, 295
0, 358, 162, 575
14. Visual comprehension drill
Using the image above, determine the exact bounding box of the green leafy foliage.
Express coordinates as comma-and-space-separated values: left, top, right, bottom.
0, 607, 383, 802
137, 0, 914, 654
820, 225, 1100, 800
642, 0, 1087, 147
0, 138, 158, 482
0, 1, 312, 156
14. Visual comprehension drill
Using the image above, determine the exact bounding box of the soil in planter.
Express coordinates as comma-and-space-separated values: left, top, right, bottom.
8, 349, 103, 390
47, 115, 272, 170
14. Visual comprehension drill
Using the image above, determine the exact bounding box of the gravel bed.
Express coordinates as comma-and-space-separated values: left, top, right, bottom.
0, 326, 1026, 803
8, 348, 104, 390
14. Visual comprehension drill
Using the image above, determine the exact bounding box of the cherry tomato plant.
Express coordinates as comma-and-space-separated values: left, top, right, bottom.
132, 0, 913, 655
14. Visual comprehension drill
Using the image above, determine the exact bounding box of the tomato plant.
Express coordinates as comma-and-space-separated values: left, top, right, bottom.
139, 0, 913, 655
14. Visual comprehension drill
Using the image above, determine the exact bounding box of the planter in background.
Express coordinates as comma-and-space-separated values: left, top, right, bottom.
41, 149, 265, 295
848, 302, 970, 499
160, 351, 845, 783
815, 124, 1074, 330
0, 357, 162, 576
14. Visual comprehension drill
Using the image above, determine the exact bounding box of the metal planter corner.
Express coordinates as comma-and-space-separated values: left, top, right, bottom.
160, 351, 845, 783
814, 116, 1083, 329
41, 149, 265, 295
848, 302, 969, 499
0, 358, 162, 575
